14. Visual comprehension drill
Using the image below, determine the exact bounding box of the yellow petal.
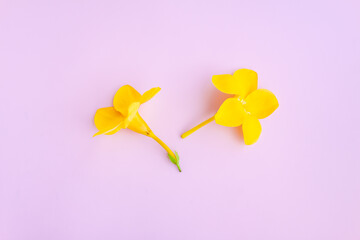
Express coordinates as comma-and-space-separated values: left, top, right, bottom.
122, 102, 140, 128
93, 107, 125, 136
128, 113, 151, 135
141, 87, 161, 104
212, 74, 237, 94
242, 116, 262, 145
244, 89, 279, 119
215, 98, 248, 127
233, 69, 258, 98
212, 69, 257, 98
113, 85, 141, 115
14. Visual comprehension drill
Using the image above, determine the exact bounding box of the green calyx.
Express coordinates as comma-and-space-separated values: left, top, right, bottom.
168, 151, 181, 172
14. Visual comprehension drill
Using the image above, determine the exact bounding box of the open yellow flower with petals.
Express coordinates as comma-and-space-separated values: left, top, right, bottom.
94, 85, 181, 172
181, 69, 279, 145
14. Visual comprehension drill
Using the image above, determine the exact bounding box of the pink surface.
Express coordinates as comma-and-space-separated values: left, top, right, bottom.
1, 0, 360, 239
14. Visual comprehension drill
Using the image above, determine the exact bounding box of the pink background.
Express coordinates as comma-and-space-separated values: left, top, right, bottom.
1, 0, 360, 239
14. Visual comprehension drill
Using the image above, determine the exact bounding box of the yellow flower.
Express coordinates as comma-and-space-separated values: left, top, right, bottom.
94, 85, 181, 172
181, 69, 279, 145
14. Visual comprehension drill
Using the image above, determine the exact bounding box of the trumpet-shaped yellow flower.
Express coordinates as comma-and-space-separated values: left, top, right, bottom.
94, 85, 181, 172
181, 69, 279, 145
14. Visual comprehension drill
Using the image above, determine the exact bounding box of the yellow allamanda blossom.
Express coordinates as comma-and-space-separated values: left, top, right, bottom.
181, 69, 279, 145
94, 85, 181, 172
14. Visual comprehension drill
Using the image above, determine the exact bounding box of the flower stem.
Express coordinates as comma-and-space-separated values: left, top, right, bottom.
181, 116, 215, 138
151, 133, 175, 158
149, 132, 181, 172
